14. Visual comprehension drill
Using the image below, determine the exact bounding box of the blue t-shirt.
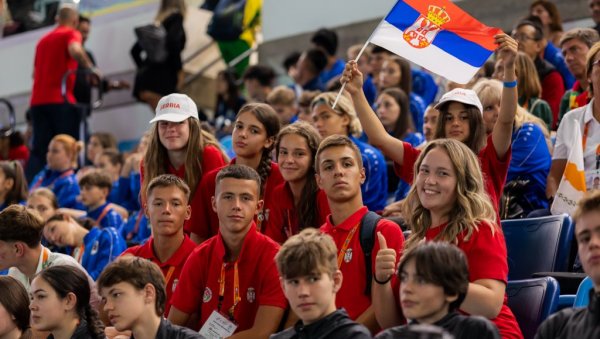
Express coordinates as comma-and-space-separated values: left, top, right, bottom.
544, 42, 575, 90
507, 122, 552, 211
115, 174, 141, 212
409, 92, 427, 134
30, 168, 81, 209
86, 202, 124, 230
319, 58, 346, 85
363, 75, 377, 106
350, 136, 388, 212
75, 227, 126, 280
411, 68, 438, 107
119, 210, 150, 246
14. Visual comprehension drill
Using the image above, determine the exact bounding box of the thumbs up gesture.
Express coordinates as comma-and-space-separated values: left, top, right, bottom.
375, 232, 397, 283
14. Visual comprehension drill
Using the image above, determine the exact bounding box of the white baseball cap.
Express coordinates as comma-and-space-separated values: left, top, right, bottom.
434, 88, 483, 115
150, 93, 199, 123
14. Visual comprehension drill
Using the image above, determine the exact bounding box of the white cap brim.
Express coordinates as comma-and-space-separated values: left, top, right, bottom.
149, 113, 190, 124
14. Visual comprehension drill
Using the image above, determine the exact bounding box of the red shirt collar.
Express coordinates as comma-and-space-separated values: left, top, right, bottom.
323, 206, 368, 231
142, 235, 195, 267
167, 162, 185, 178
215, 222, 259, 264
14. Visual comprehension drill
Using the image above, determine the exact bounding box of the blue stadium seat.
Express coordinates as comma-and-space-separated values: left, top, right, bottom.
506, 277, 560, 339
502, 214, 574, 280
574, 276, 593, 307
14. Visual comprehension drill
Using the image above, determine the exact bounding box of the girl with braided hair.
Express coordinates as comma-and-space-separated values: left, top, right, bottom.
29, 265, 105, 339
190, 103, 282, 244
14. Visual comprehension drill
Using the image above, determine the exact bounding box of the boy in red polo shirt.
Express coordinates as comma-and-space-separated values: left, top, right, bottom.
316, 135, 405, 334
122, 174, 197, 317
169, 165, 287, 337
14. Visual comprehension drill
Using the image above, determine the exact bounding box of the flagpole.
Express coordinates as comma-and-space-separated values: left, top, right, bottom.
332, 9, 390, 109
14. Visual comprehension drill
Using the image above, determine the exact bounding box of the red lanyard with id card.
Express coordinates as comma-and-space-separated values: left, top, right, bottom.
199, 261, 240, 338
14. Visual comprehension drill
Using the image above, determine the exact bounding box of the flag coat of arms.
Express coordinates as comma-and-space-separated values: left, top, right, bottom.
551, 124, 587, 215
369, 0, 501, 84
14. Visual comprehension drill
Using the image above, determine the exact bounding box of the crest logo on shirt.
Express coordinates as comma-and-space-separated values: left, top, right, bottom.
344, 249, 353, 263
172, 279, 179, 293
246, 287, 256, 303
203, 287, 212, 303
91, 241, 99, 255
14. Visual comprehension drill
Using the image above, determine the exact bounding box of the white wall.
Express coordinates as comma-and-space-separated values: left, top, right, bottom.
262, 0, 396, 42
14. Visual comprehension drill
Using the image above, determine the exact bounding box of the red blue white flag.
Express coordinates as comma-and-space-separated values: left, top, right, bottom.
369, 0, 501, 84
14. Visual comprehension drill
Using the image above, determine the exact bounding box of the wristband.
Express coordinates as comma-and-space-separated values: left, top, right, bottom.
373, 275, 392, 285
503, 80, 517, 88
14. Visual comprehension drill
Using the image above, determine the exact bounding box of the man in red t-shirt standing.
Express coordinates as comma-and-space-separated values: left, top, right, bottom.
27, 3, 97, 179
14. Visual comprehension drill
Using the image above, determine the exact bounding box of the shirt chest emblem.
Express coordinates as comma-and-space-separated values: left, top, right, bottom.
203, 287, 212, 303
344, 248, 353, 263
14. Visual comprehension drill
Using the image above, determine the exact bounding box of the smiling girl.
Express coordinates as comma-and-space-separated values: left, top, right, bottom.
263, 122, 330, 244
373, 139, 522, 339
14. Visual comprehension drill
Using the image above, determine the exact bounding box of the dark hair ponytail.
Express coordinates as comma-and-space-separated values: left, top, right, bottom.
236, 103, 281, 198
84, 303, 106, 339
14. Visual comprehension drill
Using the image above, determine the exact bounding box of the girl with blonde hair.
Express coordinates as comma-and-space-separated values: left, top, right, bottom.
474, 78, 552, 218
373, 139, 523, 339
514, 52, 553, 130
29, 134, 82, 208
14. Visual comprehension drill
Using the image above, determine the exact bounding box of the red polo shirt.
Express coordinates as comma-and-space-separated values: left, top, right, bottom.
31, 26, 82, 105
189, 160, 284, 240
263, 182, 330, 244
171, 223, 287, 332
123, 235, 197, 316
140, 145, 226, 234
320, 206, 404, 320
395, 134, 510, 213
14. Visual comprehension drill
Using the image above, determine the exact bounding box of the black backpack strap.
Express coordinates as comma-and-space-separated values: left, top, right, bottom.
359, 211, 382, 296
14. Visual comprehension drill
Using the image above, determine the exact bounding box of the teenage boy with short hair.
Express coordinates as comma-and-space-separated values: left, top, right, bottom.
315, 135, 405, 333
98, 255, 204, 339
535, 190, 600, 338
169, 165, 287, 338
272, 228, 371, 339
375, 241, 500, 339
79, 170, 124, 229
123, 174, 197, 316
0, 205, 99, 305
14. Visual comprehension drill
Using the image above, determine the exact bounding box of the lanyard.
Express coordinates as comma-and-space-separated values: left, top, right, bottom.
32, 169, 74, 190
284, 210, 293, 240
217, 262, 240, 321
336, 223, 360, 268
127, 210, 144, 240
73, 244, 85, 263
41, 248, 50, 270
95, 205, 112, 225
582, 122, 600, 166
165, 266, 176, 285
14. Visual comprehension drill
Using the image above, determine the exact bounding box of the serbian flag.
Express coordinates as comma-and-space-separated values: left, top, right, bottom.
551, 125, 587, 215
369, 0, 501, 84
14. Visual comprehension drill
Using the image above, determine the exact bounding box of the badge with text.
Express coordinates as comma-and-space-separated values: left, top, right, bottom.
199, 310, 238, 339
